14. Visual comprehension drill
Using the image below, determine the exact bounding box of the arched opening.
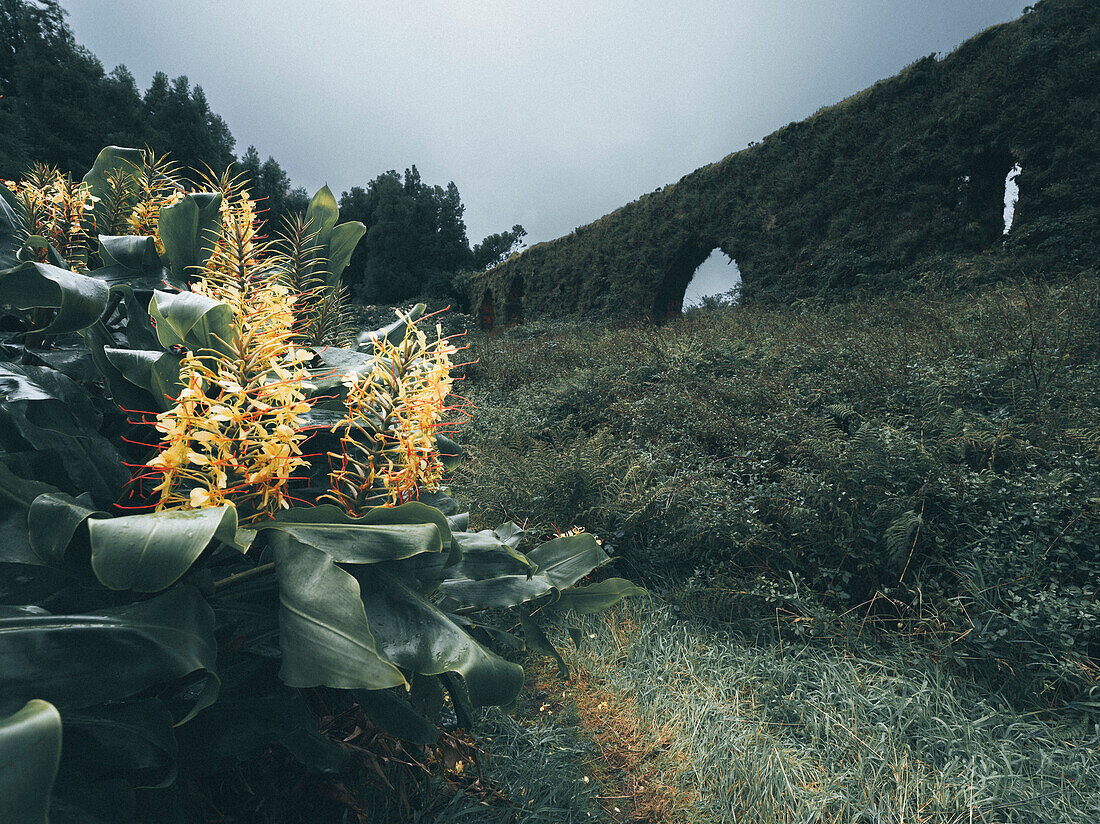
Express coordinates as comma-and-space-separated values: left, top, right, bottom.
1003, 163, 1022, 235
683, 249, 742, 308
652, 241, 738, 319
479, 291, 495, 333
959, 145, 1016, 249
652, 239, 715, 320
504, 278, 524, 327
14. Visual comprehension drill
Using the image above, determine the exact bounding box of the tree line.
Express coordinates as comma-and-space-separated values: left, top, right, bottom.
0, 0, 524, 304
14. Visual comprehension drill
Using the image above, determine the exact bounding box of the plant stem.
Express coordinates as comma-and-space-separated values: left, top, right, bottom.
213, 561, 275, 591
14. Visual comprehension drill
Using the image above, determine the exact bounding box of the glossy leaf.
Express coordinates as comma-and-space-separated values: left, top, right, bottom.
436, 434, 461, 470
28, 491, 103, 567
273, 536, 406, 691
439, 532, 608, 610
325, 221, 366, 287
448, 530, 533, 578
81, 320, 158, 413
357, 303, 426, 348
0, 363, 127, 503
304, 186, 340, 248
103, 348, 182, 410
0, 462, 58, 566
0, 585, 219, 723
357, 568, 524, 707
0, 261, 110, 333
306, 345, 386, 396
262, 519, 442, 564
526, 533, 609, 588
98, 236, 160, 271
548, 578, 648, 614
89, 506, 252, 592
80, 146, 145, 233
0, 699, 61, 824
148, 289, 234, 356
520, 614, 568, 679
157, 192, 223, 283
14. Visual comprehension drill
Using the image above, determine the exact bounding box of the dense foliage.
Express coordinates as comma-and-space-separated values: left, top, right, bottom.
458, 271, 1100, 701
337, 168, 526, 305
0, 147, 639, 823
0, 0, 524, 308
473, 0, 1099, 323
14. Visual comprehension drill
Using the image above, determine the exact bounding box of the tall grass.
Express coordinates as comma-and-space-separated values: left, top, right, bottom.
550, 602, 1100, 823
454, 274, 1100, 701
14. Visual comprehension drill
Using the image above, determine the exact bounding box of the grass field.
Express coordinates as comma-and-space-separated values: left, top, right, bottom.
393, 271, 1100, 822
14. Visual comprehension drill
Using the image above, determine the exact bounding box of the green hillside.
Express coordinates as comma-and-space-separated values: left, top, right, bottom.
472, 0, 1099, 325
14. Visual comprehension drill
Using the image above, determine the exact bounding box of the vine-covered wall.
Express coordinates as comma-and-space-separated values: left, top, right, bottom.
471, 0, 1099, 326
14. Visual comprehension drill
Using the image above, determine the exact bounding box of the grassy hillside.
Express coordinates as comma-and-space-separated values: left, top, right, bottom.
471, 0, 1099, 323
456, 272, 1100, 699
343, 269, 1100, 822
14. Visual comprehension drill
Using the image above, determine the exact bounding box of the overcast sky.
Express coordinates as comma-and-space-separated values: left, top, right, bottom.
66, 0, 1025, 268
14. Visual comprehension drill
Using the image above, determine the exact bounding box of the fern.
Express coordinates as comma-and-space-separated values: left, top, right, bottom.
884, 509, 922, 577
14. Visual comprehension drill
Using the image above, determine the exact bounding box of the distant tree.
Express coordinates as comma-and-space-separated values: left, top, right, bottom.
472, 224, 527, 270
0, 2, 240, 178
0, 0, 110, 176
236, 146, 309, 233
145, 75, 235, 174
338, 169, 525, 304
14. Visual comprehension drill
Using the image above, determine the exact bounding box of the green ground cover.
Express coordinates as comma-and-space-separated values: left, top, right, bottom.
417, 270, 1100, 821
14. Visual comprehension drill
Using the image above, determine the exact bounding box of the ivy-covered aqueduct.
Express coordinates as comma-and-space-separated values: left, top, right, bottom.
471, 0, 1099, 328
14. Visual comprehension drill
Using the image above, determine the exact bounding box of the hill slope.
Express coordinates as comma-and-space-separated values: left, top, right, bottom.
472, 0, 1099, 325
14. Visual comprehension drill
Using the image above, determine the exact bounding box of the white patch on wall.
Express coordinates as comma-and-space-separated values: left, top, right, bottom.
1003, 163, 1022, 235
684, 249, 741, 307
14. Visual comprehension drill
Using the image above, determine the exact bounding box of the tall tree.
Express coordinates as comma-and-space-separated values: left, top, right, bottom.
237, 145, 309, 233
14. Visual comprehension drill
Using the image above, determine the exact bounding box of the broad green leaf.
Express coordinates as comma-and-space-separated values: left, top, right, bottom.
306, 345, 385, 396
437, 571, 553, 610
0, 699, 61, 824
80, 146, 144, 233
90, 506, 252, 592
28, 491, 104, 567
526, 533, 609, 589
149, 289, 234, 356
357, 568, 524, 707
325, 221, 366, 287
26, 346, 98, 382
548, 578, 648, 614
0, 363, 127, 503
82, 320, 159, 413
354, 689, 439, 745
492, 521, 525, 549
448, 530, 533, 578
157, 192, 223, 282
439, 532, 608, 610
520, 614, 568, 679
273, 536, 406, 691
356, 501, 455, 548
0, 585, 219, 723
262, 520, 442, 564
304, 186, 340, 249
103, 348, 183, 410
0, 261, 110, 333
0, 462, 58, 566
357, 303, 426, 348
99, 235, 160, 271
